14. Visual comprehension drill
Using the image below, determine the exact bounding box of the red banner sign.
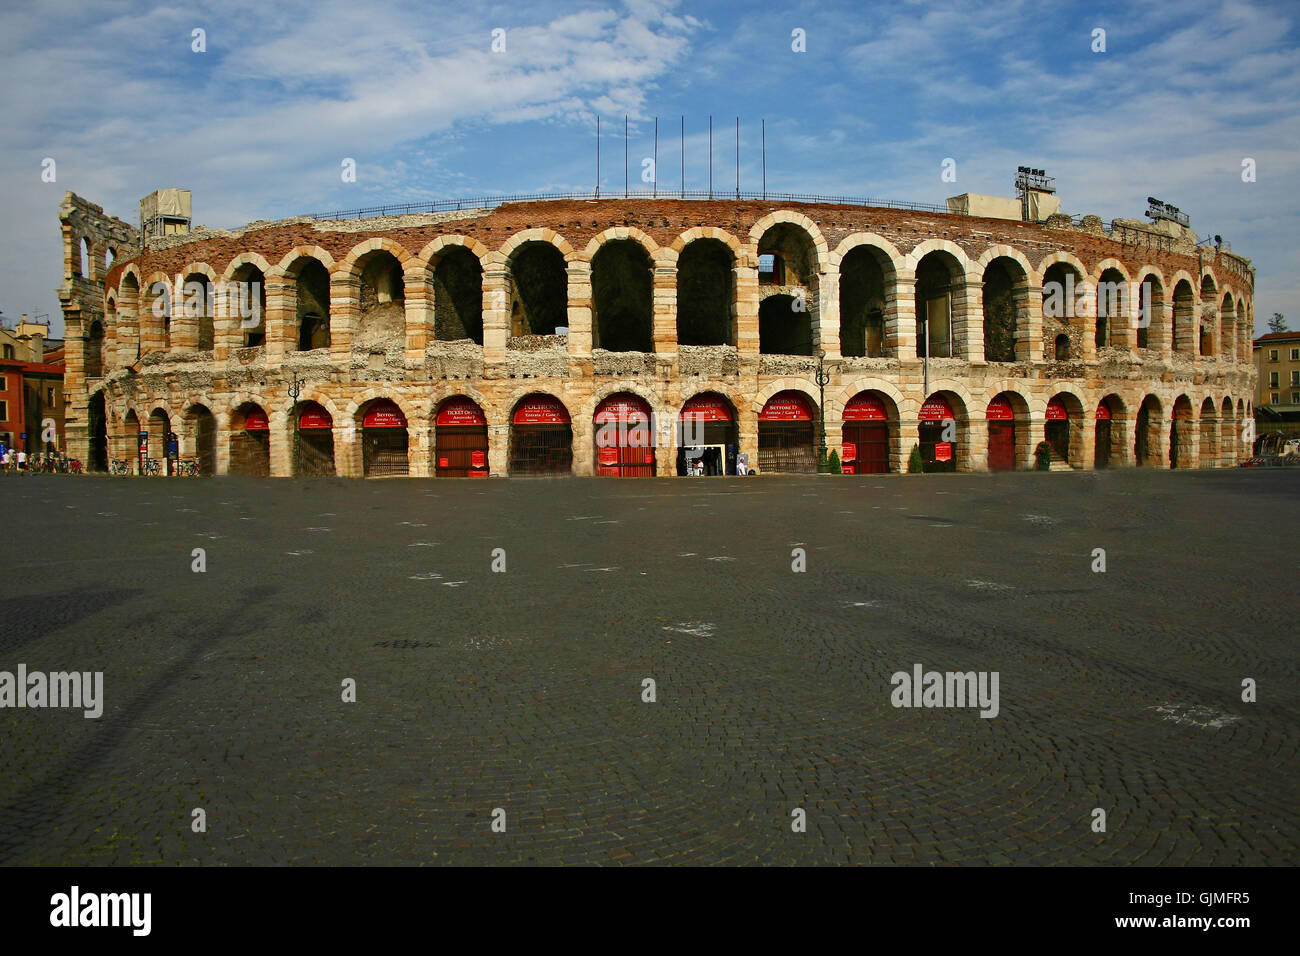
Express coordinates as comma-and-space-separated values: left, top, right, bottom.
513, 396, 571, 426
986, 396, 1014, 421
363, 401, 407, 429
844, 393, 887, 421
1046, 399, 1068, 421
760, 391, 813, 422
1095, 404, 1112, 421
681, 393, 733, 422
841, 442, 857, 462
597, 447, 620, 466
919, 397, 954, 421
841, 463, 855, 475
298, 404, 332, 430
594, 395, 651, 426
469, 469, 488, 478
436, 397, 487, 427
438, 457, 450, 468
243, 408, 269, 431
642, 450, 654, 464
471, 450, 486, 468
934, 442, 953, 462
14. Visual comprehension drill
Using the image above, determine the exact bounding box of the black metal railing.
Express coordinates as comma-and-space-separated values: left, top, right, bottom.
304, 189, 951, 221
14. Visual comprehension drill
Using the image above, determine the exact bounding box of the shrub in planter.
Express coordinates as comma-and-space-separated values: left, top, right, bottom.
1034, 441, 1052, 471
827, 449, 841, 474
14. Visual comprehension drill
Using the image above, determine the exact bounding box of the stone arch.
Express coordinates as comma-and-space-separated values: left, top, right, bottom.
752, 378, 821, 416
675, 234, 737, 346
830, 377, 907, 421
981, 253, 1031, 362
748, 211, 830, 272
830, 233, 905, 276
590, 235, 654, 352
345, 387, 424, 427
418, 235, 492, 270
837, 238, 901, 358
275, 245, 336, 276
337, 237, 414, 278
582, 227, 660, 261
911, 244, 968, 358
974, 244, 1033, 278
498, 228, 577, 262
905, 238, 973, 277
668, 226, 744, 261
1133, 268, 1166, 350
221, 251, 274, 284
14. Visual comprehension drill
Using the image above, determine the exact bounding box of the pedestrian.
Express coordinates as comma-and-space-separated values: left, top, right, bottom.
17, 450, 28, 473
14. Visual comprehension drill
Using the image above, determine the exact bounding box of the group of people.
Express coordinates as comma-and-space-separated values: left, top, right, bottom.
1, 449, 81, 474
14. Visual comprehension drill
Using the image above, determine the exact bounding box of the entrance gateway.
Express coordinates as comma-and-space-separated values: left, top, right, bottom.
678, 392, 737, 475
841, 392, 889, 474
435, 397, 489, 477
296, 402, 334, 477
918, 395, 957, 472
758, 390, 816, 473
1045, 397, 1070, 465
1094, 401, 1112, 469
986, 395, 1016, 471
594, 393, 655, 477
509, 395, 572, 475
362, 400, 408, 476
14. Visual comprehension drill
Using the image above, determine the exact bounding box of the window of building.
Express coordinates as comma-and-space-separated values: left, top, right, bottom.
1269, 349, 1279, 361
47, 386, 55, 404
1271, 392, 1280, 404
1292, 392, 1300, 405
1293, 371, 1300, 387
0, 400, 7, 420
0, 374, 7, 392
1269, 372, 1279, 388
2, 345, 13, 359
1292, 348, 1300, 360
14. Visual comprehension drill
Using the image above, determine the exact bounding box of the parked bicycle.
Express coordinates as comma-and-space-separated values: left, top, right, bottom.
109, 458, 130, 475
142, 458, 161, 476
175, 459, 200, 477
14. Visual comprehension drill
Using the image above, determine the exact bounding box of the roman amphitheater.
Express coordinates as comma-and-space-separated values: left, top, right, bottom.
56, 186, 1257, 478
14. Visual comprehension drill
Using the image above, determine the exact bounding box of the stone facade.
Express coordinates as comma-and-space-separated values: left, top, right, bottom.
57, 191, 1257, 476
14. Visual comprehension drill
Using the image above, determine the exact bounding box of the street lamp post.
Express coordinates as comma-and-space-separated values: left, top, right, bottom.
815, 349, 830, 472
288, 369, 301, 477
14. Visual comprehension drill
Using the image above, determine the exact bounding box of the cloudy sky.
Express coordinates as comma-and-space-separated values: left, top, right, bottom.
1, 0, 1296, 337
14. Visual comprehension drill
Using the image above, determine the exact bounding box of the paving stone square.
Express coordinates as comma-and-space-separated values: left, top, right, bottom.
0, 469, 1295, 865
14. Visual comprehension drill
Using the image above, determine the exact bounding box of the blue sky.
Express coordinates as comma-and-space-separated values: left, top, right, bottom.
2, 0, 1297, 337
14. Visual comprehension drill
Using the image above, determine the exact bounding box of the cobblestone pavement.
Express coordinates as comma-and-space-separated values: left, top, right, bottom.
1, 468, 1296, 865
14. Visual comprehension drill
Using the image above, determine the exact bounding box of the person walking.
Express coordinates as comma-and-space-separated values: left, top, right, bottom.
17, 449, 28, 473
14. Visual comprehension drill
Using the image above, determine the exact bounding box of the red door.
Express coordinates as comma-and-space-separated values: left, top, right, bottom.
988, 422, 1016, 471
843, 423, 889, 473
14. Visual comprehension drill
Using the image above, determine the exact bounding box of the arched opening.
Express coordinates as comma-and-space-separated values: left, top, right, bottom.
230, 403, 270, 476
1169, 396, 1194, 469
757, 223, 816, 289
147, 408, 172, 475
758, 390, 816, 473
293, 401, 335, 477
509, 241, 567, 337
229, 263, 267, 348
1094, 396, 1124, 469
183, 272, 215, 351
355, 251, 406, 349
79, 237, 90, 278
432, 247, 483, 344
123, 409, 141, 472
678, 392, 738, 476
1135, 274, 1163, 350
915, 251, 961, 358
1221, 397, 1236, 467
594, 393, 655, 477
987, 392, 1029, 472
591, 239, 653, 352
1096, 268, 1127, 349
88, 390, 108, 472
85, 320, 104, 378
1136, 395, 1164, 466
842, 390, 898, 474
676, 239, 734, 346
759, 294, 813, 355
982, 257, 1024, 363
119, 274, 140, 362
509, 394, 572, 476
293, 259, 331, 351
919, 392, 964, 472
359, 399, 408, 477
1199, 398, 1218, 468
1172, 280, 1195, 355
434, 396, 489, 477
1045, 393, 1082, 468
1219, 294, 1235, 362
840, 246, 891, 358
182, 404, 217, 476
1042, 262, 1084, 361
105, 247, 116, 271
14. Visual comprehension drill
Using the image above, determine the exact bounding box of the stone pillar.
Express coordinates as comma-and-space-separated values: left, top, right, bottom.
566, 260, 593, 361
329, 273, 359, 366
954, 277, 983, 362
268, 405, 290, 477
405, 270, 435, 366
409, 419, 432, 477
885, 268, 916, 357
1080, 417, 1096, 469
488, 422, 510, 478
652, 260, 677, 356
737, 407, 759, 474
734, 260, 760, 357
817, 271, 841, 360
1077, 280, 1097, 362
265, 274, 296, 365
1020, 276, 1042, 363
570, 412, 594, 477
963, 413, 985, 472
482, 260, 510, 365
337, 421, 362, 478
